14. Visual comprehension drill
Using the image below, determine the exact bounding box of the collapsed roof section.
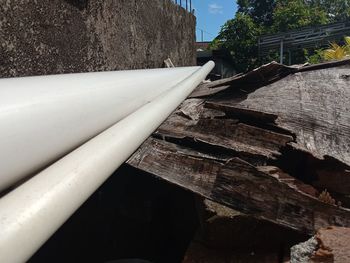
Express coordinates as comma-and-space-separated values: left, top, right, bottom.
128, 59, 350, 234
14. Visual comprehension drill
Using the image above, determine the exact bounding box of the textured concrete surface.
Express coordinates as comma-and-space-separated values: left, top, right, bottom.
291, 237, 318, 263
0, 0, 196, 77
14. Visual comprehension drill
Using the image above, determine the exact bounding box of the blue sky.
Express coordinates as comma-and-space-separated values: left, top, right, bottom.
190, 1, 237, 42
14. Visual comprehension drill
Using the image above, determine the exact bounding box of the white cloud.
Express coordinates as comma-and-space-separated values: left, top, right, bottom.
208, 3, 223, 14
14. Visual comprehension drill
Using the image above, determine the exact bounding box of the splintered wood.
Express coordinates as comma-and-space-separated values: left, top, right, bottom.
127, 60, 350, 233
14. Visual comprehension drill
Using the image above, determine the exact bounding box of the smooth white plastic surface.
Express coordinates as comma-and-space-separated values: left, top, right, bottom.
0, 66, 199, 192
0, 61, 214, 263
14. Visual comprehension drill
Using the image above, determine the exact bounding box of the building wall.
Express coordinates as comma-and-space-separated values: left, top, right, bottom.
0, 0, 196, 78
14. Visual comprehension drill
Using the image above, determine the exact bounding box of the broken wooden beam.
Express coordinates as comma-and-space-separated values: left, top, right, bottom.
128, 137, 350, 233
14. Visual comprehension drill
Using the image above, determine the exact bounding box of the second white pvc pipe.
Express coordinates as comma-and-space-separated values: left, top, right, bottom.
0, 61, 214, 263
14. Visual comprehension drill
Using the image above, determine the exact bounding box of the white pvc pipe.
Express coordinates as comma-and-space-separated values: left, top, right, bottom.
0, 61, 214, 263
0, 66, 199, 192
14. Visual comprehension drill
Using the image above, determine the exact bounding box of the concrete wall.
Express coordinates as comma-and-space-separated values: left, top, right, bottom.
0, 0, 196, 78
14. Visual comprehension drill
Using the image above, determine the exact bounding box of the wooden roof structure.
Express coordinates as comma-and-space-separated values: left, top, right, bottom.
127, 59, 350, 234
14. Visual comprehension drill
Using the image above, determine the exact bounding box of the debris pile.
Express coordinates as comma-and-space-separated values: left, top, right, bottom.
127, 60, 350, 261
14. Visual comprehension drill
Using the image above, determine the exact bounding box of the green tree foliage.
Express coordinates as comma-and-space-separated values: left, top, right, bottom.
217, 13, 262, 72
212, 0, 350, 72
237, 0, 275, 26
208, 38, 221, 50
306, 0, 350, 21
304, 48, 324, 64
273, 0, 329, 32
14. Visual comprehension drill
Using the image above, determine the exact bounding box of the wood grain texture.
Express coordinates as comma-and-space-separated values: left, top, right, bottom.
190, 61, 304, 98
156, 103, 293, 161
128, 138, 350, 233
210, 65, 350, 166
127, 61, 350, 233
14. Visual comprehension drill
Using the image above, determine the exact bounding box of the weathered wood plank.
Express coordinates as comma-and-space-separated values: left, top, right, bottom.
127, 138, 350, 233
156, 99, 293, 161
190, 61, 303, 98
209, 65, 350, 166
